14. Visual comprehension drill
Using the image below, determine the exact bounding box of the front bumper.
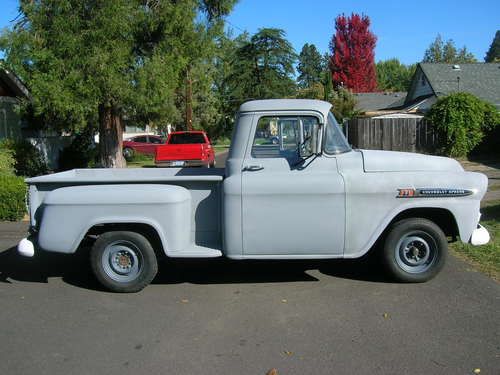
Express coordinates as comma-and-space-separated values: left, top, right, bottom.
18, 237, 35, 257
470, 224, 490, 246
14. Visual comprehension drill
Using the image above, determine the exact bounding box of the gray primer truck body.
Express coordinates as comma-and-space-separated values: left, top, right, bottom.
19, 99, 490, 290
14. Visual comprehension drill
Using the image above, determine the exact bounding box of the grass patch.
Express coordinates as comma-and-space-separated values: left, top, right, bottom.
126, 153, 155, 168
214, 145, 230, 152
450, 200, 499, 280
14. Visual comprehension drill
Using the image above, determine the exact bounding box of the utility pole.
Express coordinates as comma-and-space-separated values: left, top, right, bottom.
185, 67, 193, 131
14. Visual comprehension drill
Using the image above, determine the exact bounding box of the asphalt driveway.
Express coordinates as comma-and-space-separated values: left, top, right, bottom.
1, 152, 499, 375
0, 220, 499, 375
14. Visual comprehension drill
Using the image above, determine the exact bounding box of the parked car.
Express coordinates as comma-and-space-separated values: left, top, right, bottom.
123, 135, 164, 160
155, 131, 215, 168
18, 99, 490, 292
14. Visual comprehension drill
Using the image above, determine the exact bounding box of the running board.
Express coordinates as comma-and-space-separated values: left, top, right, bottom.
168, 244, 222, 258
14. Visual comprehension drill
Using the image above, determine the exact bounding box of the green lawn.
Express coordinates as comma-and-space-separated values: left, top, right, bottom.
451, 199, 499, 281
126, 153, 155, 168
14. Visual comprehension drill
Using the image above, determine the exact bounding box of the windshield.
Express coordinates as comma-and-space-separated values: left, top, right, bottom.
169, 133, 205, 144
324, 112, 351, 154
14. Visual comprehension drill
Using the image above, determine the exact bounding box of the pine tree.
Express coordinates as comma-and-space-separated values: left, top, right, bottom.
297, 43, 323, 89
0, 0, 235, 167
423, 35, 477, 63
329, 13, 377, 92
485, 30, 500, 62
228, 28, 297, 101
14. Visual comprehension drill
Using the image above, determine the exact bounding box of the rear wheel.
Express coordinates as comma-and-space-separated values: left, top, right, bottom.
90, 231, 158, 292
123, 147, 134, 161
381, 218, 447, 282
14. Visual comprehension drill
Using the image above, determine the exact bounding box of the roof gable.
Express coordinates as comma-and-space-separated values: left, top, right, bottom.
418, 63, 500, 108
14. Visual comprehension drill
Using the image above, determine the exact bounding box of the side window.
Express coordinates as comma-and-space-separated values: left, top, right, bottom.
134, 136, 148, 143
251, 116, 318, 162
149, 137, 162, 144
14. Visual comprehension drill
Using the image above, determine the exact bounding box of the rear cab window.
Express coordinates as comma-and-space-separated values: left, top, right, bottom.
169, 133, 206, 144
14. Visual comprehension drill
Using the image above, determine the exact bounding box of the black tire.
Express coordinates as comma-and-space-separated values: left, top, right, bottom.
90, 231, 158, 293
381, 218, 447, 283
123, 147, 134, 161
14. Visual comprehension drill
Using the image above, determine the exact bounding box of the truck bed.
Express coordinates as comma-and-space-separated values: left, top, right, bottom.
26, 168, 225, 250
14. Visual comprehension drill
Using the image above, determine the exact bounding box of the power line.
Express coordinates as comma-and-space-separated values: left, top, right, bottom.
225, 19, 246, 34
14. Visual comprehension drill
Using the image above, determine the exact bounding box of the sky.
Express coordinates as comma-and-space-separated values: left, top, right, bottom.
226, 0, 499, 64
0, 0, 498, 64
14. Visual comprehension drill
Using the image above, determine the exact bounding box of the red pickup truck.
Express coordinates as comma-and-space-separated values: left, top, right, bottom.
155, 131, 216, 168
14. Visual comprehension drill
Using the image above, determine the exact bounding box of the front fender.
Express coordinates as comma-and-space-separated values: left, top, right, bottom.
37, 184, 191, 254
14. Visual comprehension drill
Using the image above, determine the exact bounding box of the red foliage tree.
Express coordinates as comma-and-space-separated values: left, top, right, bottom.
329, 13, 377, 92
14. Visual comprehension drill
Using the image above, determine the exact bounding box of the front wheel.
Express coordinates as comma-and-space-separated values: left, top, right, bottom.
90, 231, 158, 292
381, 218, 447, 282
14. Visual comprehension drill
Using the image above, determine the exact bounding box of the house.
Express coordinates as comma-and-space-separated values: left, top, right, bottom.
0, 65, 30, 139
404, 63, 500, 112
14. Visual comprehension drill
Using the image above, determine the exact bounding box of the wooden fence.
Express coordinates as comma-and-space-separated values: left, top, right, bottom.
346, 117, 439, 153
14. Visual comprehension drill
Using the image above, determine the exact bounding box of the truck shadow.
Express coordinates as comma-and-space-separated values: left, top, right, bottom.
0, 247, 390, 291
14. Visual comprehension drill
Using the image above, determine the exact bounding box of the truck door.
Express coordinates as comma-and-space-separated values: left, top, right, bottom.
241, 114, 345, 256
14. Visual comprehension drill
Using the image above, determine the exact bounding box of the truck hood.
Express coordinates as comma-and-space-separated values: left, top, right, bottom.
360, 149, 463, 172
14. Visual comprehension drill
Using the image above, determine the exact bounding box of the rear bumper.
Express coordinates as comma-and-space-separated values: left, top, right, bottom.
469, 224, 490, 246
155, 160, 210, 167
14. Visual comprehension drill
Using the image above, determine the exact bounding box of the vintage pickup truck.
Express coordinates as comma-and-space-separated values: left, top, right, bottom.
18, 99, 490, 292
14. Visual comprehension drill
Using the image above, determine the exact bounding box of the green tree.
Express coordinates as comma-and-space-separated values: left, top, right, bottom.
485, 30, 500, 62
376, 59, 416, 91
423, 35, 477, 63
297, 43, 323, 88
228, 28, 297, 102
331, 87, 360, 123
426, 92, 499, 157
0, 0, 235, 168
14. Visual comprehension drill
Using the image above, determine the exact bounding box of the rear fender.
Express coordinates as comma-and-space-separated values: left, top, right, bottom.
37, 184, 191, 255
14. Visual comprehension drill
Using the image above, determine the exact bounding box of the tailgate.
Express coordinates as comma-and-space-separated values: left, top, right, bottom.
156, 144, 205, 161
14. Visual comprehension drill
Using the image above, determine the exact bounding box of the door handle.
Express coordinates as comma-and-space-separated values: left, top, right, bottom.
243, 165, 264, 171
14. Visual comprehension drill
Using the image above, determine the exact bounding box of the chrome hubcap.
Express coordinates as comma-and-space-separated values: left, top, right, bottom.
102, 241, 142, 282
395, 231, 436, 273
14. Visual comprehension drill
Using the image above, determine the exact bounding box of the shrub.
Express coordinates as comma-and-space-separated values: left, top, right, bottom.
0, 174, 26, 221
2, 139, 49, 177
58, 130, 97, 171
0, 142, 15, 175
426, 93, 499, 157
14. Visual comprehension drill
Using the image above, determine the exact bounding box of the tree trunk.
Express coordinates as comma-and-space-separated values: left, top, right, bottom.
98, 104, 126, 168
185, 67, 193, 131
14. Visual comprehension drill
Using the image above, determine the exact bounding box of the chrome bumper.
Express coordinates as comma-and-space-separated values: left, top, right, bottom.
18, 237, 35, 257
155, 160, 208, 167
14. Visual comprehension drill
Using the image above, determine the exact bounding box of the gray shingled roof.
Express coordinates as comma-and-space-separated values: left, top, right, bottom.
420, 63, 500, 108
354, 92, 407, 111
